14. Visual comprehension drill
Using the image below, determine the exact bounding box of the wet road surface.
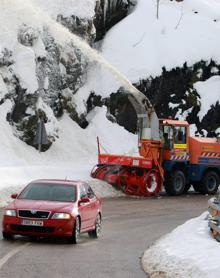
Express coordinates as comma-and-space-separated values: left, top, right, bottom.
0, 193, 210, 278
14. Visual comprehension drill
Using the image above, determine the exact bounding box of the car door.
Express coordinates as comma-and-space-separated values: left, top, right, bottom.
78, 184, 91, 230
84, 184, 98, 226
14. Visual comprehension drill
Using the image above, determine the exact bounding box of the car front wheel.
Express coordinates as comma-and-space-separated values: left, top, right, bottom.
88, 213, 101, 238
2, 232, 13, 240
68, 217, 80, 244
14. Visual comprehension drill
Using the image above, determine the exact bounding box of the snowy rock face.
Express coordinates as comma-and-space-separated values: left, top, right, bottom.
2, 24, 89, 147
0, 0, 219, 152
0, 0, 136, 149
96, 61, 220, 137
136, 61, 220, 137
0, 2, 93, 148
85, 0, 220, 138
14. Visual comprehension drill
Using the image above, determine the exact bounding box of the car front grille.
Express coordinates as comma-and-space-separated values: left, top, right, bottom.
18, 210, 50, 219
11, 224, 55, 233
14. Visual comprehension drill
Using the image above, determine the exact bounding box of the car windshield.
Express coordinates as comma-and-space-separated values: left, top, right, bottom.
18, 183, 76, 202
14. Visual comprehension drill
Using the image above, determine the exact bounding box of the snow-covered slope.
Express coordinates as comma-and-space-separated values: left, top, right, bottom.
75, 0, 220, 125
100, 0, 220, 86
0, 100, 137, 206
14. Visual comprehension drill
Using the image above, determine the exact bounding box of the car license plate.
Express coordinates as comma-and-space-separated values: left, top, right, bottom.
21, 220, 44, 226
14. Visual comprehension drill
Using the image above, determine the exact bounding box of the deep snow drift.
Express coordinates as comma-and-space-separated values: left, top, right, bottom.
142, 211, 220, 278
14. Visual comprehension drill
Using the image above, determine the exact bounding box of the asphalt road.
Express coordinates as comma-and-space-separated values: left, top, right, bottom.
0, 193, 210, 278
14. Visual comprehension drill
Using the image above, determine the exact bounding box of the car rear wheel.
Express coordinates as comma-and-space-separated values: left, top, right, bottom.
2, 232, 13, 240
68, 217, 80, 244
88, 213, 101, 238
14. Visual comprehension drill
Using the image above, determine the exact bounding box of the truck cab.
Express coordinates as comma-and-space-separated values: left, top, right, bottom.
159, 119, 220, 196
159, 119, 190, 195
160, 119, 189, 161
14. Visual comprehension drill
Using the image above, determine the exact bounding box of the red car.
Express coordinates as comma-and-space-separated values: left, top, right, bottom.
2, 179, 102, 244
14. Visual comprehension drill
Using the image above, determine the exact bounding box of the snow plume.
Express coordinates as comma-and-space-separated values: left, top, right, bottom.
0, 0, 151, 149
1, 0, 148, 104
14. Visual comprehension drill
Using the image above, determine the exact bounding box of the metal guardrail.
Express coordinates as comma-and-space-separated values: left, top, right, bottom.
208, 197, 220, 242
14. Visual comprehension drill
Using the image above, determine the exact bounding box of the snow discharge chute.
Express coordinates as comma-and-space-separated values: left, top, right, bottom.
127, 89, 160, 141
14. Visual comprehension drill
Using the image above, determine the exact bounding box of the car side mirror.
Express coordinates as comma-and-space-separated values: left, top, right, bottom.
79, 197, 90, 204
11, 193, 18, 199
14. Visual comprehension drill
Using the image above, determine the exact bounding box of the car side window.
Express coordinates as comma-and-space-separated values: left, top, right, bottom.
86, 185, 95, 199
80, 185, 87, 199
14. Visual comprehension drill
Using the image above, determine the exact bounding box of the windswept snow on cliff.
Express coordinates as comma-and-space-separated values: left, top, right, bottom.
142, 212, 220, 278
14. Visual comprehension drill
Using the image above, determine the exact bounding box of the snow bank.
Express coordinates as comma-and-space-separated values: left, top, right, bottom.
142, 212, 220, 278
0, 101, 135, 207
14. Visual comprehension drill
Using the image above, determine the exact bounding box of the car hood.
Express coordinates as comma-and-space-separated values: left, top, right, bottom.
8, 199, 76, 213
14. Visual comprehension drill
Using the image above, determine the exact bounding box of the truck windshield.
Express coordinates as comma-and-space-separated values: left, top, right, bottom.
18, 183, 76, 202
173, 126, 186, 144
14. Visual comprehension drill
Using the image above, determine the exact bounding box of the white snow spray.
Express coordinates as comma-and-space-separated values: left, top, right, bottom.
2, 0, 159, 138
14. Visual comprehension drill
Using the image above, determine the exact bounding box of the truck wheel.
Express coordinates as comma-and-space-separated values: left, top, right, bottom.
201, 171, 220, 195
144, 170, 161, 196
164, 170, 186, 196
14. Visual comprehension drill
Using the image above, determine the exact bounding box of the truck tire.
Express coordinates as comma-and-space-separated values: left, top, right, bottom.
201, 171, 220, 195
164, 170, 186, 196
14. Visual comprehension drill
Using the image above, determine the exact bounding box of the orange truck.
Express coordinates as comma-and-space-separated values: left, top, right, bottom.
91, 89, 220, 197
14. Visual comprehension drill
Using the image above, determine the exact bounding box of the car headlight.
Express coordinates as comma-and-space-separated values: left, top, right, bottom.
52, 213, 71, 219
4, 209, 16, 217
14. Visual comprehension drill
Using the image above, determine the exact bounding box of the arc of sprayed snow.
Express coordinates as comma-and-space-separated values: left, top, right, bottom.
8, 0, 159, 138
13, 0, 153, 109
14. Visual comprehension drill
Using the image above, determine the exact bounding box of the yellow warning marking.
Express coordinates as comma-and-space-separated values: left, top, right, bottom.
174, 144, 187, 149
